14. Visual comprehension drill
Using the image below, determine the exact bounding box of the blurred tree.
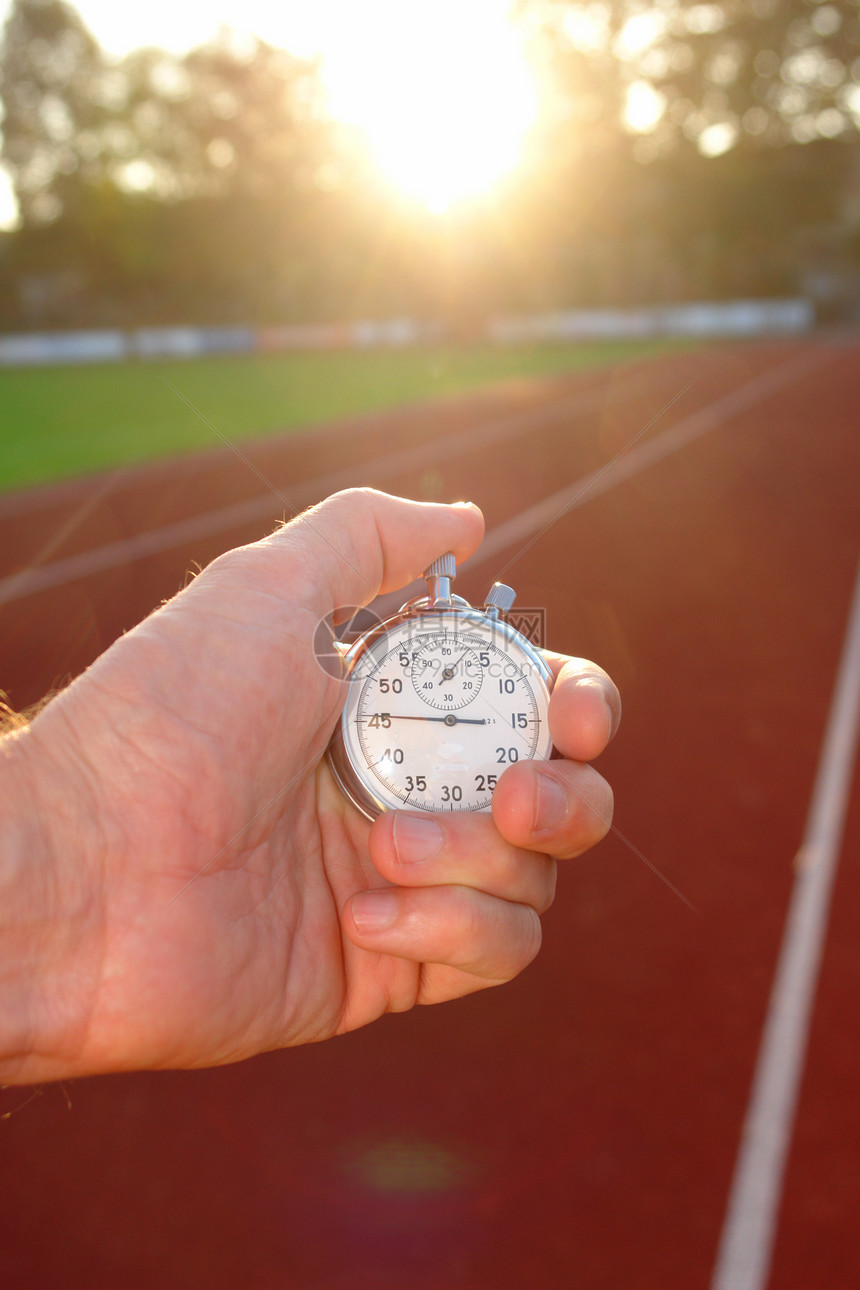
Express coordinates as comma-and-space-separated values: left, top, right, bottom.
520, 0, 860, 158
496, 1, 860, 316
0, 0, 106, 223
0, 0, 354, 323
2, 0, 859, 328
0, 1, 332, 217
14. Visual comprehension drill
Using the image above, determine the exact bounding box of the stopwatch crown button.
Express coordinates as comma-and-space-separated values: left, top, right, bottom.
424, 553, 457, 581
484, 583, 516, 616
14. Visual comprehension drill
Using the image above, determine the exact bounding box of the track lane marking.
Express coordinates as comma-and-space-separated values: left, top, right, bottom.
0, 386, 609, 606
366, 346, 835, 619
0, 369, 622, 520
0, 344, 832, 608
710, 551, 860, 1290
461, 344, 832, 571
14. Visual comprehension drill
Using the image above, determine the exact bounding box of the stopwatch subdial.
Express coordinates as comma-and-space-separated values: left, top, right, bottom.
410, 640, 483, 710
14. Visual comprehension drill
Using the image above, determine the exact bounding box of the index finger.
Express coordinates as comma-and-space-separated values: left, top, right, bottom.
543, 652, 621, 762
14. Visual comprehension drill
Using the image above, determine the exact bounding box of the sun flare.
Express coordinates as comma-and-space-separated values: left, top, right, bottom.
0, 0, 540, 225
320, 1, 538, 212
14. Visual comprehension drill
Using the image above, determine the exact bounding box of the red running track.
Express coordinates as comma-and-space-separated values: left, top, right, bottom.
1, 338, 859, 1289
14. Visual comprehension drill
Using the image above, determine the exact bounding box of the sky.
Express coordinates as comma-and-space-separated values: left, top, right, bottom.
0, 0, 539, 227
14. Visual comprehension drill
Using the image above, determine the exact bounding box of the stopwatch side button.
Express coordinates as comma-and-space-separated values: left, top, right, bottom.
484, 583, 517, 617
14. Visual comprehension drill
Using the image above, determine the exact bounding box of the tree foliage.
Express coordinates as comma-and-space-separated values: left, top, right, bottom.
0, 0, 104, 223
1, 0, 859, 328
522, 0, 860, 159
0, 0, 331, 216
0, 0, 372, 323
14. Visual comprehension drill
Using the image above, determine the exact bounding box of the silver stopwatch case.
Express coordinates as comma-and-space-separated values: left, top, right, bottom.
326, 554, 553, 820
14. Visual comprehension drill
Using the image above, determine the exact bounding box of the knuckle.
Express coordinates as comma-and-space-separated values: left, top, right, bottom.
515, 907, 543, 970
598, 781, 615, 834
540, 861, 558, 913
335, 485, 383, 513
577, 769, 613, 830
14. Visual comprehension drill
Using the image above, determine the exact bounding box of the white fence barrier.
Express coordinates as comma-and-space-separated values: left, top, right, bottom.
0, 299, 815, 367
133, 327, 255, 358
488, 298, 814, 344
0, 329, 129, 366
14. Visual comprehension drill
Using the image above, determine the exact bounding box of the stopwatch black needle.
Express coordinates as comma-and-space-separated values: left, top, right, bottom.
386, 714, 487, 725
438, 651, 470, 684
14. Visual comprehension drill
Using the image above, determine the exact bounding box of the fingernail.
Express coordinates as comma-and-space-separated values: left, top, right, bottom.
392, 813, 445, 865
351, 889, 400, 932
534, 772, 568, 833
576, 677, 619, 742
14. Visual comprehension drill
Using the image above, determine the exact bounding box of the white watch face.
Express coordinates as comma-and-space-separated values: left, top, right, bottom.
335, 611, 552, 816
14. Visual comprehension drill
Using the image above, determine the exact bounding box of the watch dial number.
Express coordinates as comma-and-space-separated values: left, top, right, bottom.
474, 774, 498, 793
404, 775, 427, 793
411, 637, 482, 711
496, 747, 520, 763
367, 712, 391, 728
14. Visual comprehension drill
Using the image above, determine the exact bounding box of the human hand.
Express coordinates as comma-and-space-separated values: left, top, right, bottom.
1, 489, 619, 1082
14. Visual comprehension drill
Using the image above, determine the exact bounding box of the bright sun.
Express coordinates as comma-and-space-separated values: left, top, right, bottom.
0, 0, 539, 226
319, 1, 538, 213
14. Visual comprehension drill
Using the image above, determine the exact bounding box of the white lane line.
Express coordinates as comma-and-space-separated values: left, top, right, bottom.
461, 344, 832, 571
354, 347, 836, 620
0, 386, 608, 607
0, 344, 833, 609
710, 552, 860, 1290
0, 494, 279, 605
0, 373, 615, 520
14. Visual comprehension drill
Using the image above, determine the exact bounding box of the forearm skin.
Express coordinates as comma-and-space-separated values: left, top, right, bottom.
0, 725, 102, 1085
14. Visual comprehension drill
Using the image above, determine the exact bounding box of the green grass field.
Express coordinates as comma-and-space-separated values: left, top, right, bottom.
0, 339, 684, 494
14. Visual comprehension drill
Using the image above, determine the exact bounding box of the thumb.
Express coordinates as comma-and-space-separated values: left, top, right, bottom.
267, 488, 485, 612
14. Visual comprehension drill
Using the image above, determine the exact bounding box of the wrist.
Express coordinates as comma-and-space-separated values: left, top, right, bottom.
0, 723, 103, 1084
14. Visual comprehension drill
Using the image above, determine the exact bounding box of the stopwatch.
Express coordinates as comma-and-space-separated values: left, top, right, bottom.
326, 553, 554, 819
